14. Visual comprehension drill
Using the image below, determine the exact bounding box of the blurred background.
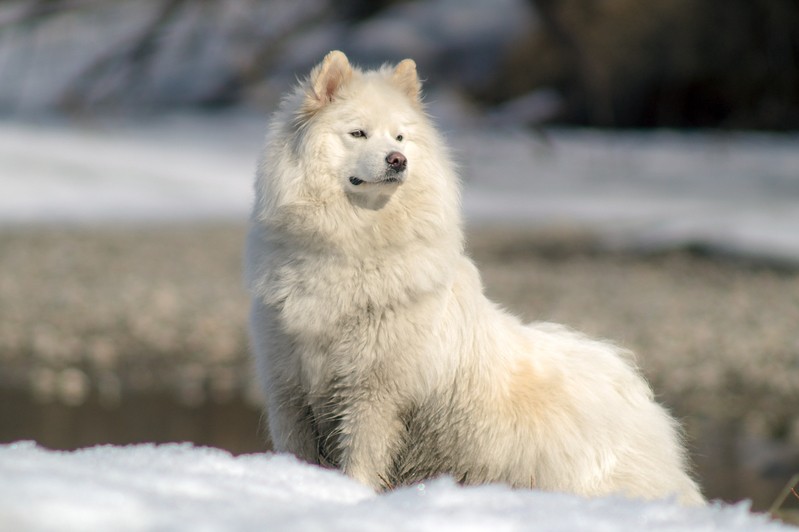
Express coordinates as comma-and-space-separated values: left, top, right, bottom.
1, 0, 798, 513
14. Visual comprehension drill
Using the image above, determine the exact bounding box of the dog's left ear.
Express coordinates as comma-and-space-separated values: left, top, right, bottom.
393, 59, 421, 103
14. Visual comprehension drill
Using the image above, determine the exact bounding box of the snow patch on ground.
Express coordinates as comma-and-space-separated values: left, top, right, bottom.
0, 115, 260, 223
0, 442, 792, 531
455, 128, 799, 263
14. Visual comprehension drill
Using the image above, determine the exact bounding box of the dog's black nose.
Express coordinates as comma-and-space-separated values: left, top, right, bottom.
386, 151, 407, 172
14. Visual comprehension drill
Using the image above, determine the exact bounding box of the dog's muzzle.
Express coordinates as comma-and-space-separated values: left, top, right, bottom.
349, 151, 408, 186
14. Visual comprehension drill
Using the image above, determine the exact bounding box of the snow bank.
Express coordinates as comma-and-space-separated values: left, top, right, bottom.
0, 0, 531, 112
0, 442, 791, 532
457, 128, 799, 264
0, 115, 260, 224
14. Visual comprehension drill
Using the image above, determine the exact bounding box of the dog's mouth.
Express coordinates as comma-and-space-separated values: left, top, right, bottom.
349, 175, 403, 186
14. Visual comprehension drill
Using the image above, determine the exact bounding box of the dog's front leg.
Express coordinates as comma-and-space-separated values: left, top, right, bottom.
338, 398, 404, 491
266, 385, 320, 464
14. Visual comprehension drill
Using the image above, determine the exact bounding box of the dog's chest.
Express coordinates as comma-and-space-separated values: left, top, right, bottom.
269, 248, 455, 394
291, 297, 417, 393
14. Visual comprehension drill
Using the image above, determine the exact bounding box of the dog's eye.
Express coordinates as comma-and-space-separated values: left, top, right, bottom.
350, 129, 367, 139
396, 134, 404, 142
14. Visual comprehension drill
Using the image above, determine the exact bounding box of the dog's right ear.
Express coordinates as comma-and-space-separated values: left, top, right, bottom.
303, 50, 352, 114
392, 59, 421, 104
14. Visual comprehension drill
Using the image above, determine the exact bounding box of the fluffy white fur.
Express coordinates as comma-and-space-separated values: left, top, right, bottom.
245, 51, 704, 505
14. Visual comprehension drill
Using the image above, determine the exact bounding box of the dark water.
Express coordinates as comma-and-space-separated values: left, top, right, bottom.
1, 390, 796, 513
0, 390, 267, 455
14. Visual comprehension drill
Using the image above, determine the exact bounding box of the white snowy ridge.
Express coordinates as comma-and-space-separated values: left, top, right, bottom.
0, 442, 792, 531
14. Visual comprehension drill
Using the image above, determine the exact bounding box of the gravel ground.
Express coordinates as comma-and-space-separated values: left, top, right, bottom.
1, 223, 797, 507
0, 224, 254, 407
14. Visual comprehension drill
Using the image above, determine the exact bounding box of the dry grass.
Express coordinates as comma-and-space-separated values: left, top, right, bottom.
769, 474, 799, 526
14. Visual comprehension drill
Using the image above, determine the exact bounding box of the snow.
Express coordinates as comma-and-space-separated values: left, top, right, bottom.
0, 442, 792, 531
2, 113, 799, 264
0, 114, 260, 223
456, 128, 799, 263
0, 0, 531, 112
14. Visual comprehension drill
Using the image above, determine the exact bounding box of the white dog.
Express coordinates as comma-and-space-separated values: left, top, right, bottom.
245, 51, 704, 505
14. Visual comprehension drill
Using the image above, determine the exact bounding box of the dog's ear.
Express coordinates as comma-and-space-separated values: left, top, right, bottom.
392, 59, 421, 103
304, 50, 352, 113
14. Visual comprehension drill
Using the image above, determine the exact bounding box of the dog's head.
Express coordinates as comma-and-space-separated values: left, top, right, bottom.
255, 51, 461, 248
295, 51, 426, 209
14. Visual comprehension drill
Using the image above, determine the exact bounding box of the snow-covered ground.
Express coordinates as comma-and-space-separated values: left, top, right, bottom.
0, 114, 261, 223
1, 442, 793, 531
2, 113, 799, 264
458, 127, 799, 264
0, 0, 532, 112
